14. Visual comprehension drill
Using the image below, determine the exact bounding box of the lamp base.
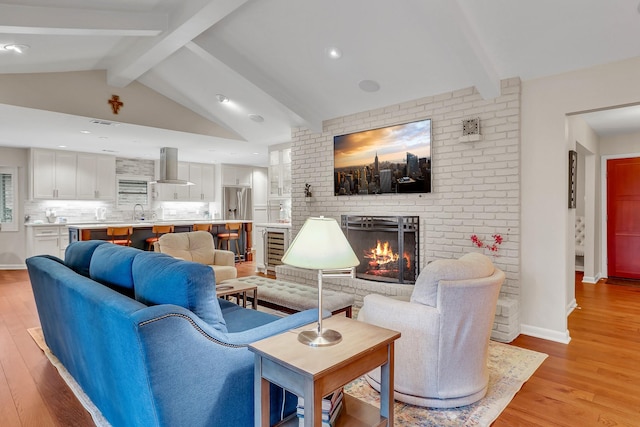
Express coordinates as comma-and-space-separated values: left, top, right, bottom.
298, 328, 342, 347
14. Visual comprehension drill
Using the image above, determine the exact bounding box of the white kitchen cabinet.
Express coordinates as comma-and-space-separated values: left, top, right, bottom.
95, 155, 117, 200
155, 180, 172, 201
76, 153, 116, 200
157, 162, 191, 200
31, 149, 77, 199
175, 162, 190, 200
27, 225, 69, 260
268, 145, 291, 198
188, 163, 215, 201
252, 167, 268, 206
222, 164, 252, 187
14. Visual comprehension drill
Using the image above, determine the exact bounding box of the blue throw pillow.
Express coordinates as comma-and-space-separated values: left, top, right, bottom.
132, 252, 227, 333
89, 244, 140, 293
65, 240, 109, 277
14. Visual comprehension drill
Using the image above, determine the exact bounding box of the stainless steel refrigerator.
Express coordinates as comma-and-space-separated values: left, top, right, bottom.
223, 187, 252, 220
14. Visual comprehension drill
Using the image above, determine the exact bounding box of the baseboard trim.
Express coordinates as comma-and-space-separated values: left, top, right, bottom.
520, 324, 571, 344
0, 264, 26, 270
582, 274, 601, 284
566, 298, 577, 316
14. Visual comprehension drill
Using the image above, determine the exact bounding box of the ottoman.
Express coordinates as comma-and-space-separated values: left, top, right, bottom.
228, 276, 354, 317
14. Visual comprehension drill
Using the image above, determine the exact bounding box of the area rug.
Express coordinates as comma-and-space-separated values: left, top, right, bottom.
344, 341, 547, 426
27, 327, 112, 427
28, 327, 546, 427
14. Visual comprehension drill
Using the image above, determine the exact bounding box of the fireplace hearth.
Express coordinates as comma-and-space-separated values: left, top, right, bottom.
341, 215, 419, 284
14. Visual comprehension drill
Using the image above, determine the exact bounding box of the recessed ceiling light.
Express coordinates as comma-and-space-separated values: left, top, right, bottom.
58, 145, 67, 148
3, 44, 30, 54
358, 79, 381, 92
80, 130, 91, 134
325, 47, 342, 59
248, 114, 264, 122
216, 94, 229, 103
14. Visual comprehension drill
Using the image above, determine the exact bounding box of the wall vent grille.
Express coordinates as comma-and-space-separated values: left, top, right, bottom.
462, 118, 480, 136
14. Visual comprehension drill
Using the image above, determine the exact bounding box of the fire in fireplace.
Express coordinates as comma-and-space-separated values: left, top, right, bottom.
341, 215, 419, 284
364, 240, 412, 279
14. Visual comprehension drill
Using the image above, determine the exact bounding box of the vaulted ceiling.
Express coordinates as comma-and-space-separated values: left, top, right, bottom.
1, 0, 640, 165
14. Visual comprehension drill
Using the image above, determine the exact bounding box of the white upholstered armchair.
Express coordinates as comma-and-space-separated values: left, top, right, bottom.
357, 252, 505, 408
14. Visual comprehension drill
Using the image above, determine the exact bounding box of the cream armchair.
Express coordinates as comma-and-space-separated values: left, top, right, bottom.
357, 252, 505, 408
153, 231, 237, 284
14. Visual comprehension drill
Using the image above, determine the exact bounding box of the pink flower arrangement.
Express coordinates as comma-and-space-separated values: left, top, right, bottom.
470, 234, 503, 253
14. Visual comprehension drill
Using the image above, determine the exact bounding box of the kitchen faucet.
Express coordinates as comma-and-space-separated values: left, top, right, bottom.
133, 204, 145, 221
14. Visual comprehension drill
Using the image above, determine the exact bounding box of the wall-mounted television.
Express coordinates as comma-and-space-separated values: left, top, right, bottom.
334, 118, 432, 195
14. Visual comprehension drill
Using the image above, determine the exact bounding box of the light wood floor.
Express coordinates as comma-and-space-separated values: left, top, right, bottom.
1, 266, 639, 426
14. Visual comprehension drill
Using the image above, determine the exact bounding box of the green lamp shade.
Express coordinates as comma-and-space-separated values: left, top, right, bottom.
282, 216, 359, 270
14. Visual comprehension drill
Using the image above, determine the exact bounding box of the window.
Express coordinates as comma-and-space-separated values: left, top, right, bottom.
117, 177, 149, 207
0, 167, 18, 232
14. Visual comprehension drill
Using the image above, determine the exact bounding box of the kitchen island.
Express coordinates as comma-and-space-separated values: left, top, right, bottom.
68, 220, 253, 259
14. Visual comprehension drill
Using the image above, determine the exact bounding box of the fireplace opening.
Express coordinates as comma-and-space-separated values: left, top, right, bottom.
341, 215, 419, 284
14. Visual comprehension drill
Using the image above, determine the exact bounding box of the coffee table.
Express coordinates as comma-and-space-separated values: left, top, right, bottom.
216, 280, 258, 309
249, 316, 400, 427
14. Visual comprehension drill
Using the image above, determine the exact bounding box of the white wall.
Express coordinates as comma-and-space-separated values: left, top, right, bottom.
521, 56, 640, 343
0, 147, 28, 268
600, 130, 640, 155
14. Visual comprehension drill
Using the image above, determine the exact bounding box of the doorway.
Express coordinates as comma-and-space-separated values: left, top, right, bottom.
606, 157, 640, 279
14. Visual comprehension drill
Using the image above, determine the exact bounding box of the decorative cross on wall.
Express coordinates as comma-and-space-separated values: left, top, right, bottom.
108, 95, 123, 114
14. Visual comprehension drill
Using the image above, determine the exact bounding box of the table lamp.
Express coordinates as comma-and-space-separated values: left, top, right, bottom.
281, 216, 359, 346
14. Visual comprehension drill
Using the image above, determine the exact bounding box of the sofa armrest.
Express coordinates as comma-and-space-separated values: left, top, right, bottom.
213, 249, 235, 266
131, 304, 302, 427
225, 308, 318, 345
134, 305, 318, 347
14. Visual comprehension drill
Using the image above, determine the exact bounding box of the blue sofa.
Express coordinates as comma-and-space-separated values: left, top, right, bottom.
26, 241, 318, 427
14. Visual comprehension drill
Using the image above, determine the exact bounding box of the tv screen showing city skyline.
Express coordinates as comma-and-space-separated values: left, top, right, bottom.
334, 118, 432, 195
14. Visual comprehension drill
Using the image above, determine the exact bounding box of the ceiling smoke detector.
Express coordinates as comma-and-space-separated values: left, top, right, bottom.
358, 80, 381, 92
216, 94, 229, 103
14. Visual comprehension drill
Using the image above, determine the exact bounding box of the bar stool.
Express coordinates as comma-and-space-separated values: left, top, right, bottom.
106, 226, 133, 246
146, 224, 174, 250
217, 222, 241, 253
192, 223, 213, 232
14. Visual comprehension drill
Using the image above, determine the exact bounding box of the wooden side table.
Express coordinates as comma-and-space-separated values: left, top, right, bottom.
249, 316, 400, 427
216, 281, 258, 309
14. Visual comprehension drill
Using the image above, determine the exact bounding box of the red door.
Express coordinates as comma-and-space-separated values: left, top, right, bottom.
607, 157, 640, 279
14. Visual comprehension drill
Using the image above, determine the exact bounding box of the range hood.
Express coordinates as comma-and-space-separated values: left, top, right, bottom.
154, 147, 194, 185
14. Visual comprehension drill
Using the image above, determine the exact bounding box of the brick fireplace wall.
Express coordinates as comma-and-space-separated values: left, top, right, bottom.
284, 78, 521, 342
